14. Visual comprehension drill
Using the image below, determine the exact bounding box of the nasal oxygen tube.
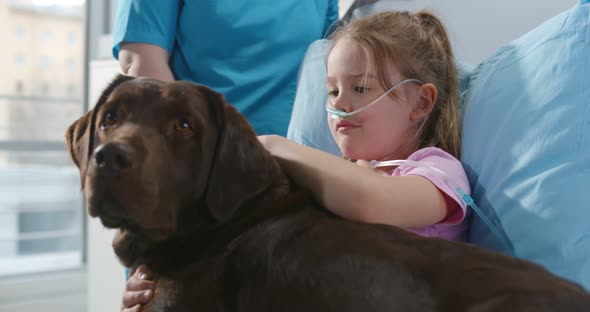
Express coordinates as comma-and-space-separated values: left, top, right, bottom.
326, 79, 424, 119
371, 159, 516, 257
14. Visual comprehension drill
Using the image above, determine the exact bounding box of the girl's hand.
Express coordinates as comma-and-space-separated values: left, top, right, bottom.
121, 265, 156, 312
257, 134, 282, 155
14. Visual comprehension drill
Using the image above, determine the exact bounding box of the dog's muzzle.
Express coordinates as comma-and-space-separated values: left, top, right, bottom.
92, 142, 136, 175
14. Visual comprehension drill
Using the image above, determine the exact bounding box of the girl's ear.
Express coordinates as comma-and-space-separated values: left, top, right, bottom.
410, 83, 437, 120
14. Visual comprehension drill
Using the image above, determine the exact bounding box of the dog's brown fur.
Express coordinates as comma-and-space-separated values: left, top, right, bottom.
66, 75, 590, 311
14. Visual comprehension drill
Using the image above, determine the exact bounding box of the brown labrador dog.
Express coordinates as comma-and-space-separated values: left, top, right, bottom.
66, 75, 590, 312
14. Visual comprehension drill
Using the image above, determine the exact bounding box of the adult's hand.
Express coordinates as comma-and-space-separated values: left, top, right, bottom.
121, 265, 156, 312
118, 43, 175, 82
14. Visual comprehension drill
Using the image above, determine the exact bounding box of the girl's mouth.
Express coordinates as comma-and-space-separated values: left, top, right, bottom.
336, 120, 359, 132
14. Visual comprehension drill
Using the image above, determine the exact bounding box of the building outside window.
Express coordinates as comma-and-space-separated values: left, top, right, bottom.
0, 0, 86, 285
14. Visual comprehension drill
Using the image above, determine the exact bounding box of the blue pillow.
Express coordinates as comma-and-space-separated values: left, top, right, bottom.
287, 39, 341, 156
463, 0, 590, 289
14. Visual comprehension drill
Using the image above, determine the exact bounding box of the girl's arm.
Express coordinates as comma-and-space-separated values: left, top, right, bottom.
259, 135, 448, 229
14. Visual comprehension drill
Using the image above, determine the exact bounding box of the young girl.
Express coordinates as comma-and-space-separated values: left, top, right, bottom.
120, 11, 469, 311
260, 10, 469, 240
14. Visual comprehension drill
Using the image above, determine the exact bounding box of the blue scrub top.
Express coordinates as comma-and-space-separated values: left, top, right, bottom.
113, 0, 338, 136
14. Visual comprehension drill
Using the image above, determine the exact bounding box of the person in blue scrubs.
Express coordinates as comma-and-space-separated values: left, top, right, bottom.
113, 0, 338, 136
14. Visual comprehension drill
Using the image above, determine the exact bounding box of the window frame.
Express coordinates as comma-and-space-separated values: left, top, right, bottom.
0, 269, 87, 311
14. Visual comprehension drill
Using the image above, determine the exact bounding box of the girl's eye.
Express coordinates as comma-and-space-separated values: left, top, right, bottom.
328, 90, 339, 98
354, 86, 371, 94
101, 111, 117, 129
175, 118, 192, 135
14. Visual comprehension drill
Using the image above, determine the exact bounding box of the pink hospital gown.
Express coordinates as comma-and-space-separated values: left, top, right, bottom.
386, 147, 471, 242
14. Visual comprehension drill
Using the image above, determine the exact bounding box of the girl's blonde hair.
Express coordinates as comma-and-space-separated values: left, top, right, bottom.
327, 11, 461, 158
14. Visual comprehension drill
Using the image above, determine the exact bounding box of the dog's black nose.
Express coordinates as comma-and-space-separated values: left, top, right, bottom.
93, 143, 134, 173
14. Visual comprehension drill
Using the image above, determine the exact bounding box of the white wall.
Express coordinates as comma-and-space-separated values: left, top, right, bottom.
428, 0, 578, 64
348, 0, 578, 64
87, 60, 125, 312
86, 1, 580, 311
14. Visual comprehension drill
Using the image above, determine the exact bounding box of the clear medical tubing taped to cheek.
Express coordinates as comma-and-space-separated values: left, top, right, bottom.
370, 159, 516, 256
326, 79, 424, 119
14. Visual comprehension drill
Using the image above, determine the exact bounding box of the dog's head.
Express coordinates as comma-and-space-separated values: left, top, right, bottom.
66, 75, 285, 265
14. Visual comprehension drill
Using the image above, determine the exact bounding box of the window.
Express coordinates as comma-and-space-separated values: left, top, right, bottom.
42, 30, 53, 43
39, 55, 51, 68
67, 31, 77, 44
66, 83, 77, 97
14, 25, 26, 40
40, 81, 51, 95
66, 57, 76, 72
14, 53, 25, 68
15, 81, 23, 94
0, 0, 85, 279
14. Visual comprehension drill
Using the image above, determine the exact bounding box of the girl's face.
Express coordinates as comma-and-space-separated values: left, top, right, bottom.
326, 39, 422, 161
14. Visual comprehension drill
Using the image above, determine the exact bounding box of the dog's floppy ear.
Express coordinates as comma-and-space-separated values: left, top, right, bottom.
65, 112, 92, 184
65, 74, 134, 187
200, 87, 282, 222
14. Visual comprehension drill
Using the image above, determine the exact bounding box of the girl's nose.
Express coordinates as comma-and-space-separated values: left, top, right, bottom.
330, 95, 351, 113
328, 96, 351, 120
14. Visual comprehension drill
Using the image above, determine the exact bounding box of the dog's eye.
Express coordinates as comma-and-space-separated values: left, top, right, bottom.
101, 111, 117, 129
175, 118, 192, 134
